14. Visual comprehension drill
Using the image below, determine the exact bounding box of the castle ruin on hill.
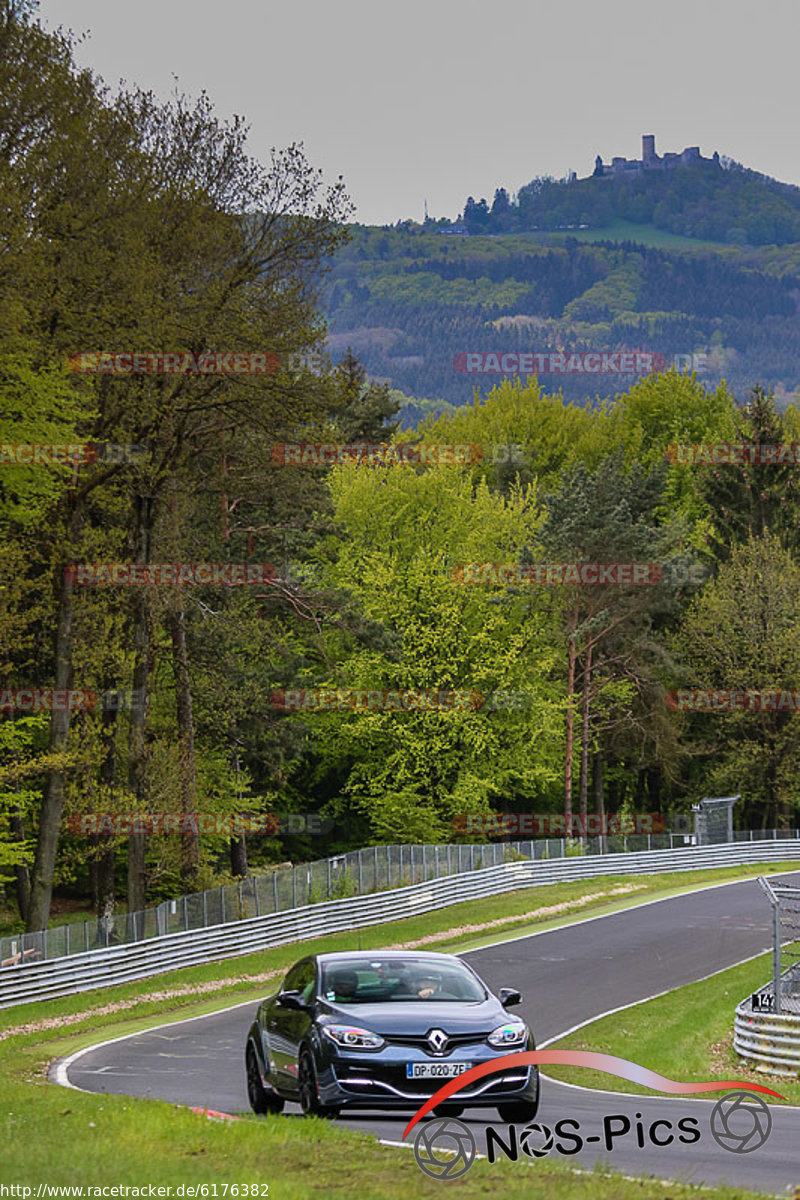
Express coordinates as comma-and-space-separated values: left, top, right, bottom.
593, 135, 720, 178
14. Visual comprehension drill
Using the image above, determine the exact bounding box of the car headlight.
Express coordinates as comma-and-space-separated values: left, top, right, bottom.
488, 1021, 528, 1048
323, 1024, 385, 1049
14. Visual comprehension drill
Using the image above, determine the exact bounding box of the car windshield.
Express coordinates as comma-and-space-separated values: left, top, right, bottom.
320, 958, 486, 1003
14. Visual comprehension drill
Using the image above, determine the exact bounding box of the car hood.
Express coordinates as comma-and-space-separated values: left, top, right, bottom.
317, 997, 509, 1034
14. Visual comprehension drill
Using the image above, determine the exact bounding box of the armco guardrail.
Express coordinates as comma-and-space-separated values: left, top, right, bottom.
734, 997, 800, 1075
2, 838, 799, 1010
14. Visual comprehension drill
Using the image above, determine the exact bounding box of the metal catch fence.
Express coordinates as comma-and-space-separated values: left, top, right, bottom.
752, 875, 800, 1015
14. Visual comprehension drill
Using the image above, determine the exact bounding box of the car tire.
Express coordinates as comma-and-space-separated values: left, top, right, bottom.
246, 1043, 284, 1115
496, 1097, 539, 1123
434, 1104, 464, 1117
298, 1050, 340, 1118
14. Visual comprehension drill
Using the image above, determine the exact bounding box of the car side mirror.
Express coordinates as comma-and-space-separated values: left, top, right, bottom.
499, 987, 522, 1009
278, 989, 308, 1011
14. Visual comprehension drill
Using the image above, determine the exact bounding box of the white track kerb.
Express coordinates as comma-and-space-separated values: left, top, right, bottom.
7, 839, 799, 1009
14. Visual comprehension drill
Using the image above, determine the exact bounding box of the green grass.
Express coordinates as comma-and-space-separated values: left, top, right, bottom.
544, 952, 800, 1106
525, 219, 732, 251
2, 860, 797, 1198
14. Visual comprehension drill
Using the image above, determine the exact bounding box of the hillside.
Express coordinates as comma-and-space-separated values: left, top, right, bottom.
323, 225, 800, 422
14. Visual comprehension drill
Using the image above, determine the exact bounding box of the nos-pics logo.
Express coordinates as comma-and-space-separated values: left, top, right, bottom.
413, 1093, 773, 1180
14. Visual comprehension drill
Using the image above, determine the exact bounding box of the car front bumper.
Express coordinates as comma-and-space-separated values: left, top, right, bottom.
314, 1040, 539, 1110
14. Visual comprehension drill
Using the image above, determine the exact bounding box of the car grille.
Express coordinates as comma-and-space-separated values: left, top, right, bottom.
384, 1032, 491, 1054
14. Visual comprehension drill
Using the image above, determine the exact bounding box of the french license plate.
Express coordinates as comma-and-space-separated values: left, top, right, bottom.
406, 1061, 472, 1079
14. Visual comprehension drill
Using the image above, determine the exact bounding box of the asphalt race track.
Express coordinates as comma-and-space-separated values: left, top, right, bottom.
56, 873, 800, 1195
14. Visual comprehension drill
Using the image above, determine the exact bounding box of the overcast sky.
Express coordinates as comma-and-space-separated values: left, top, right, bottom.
38, 0, 800, 227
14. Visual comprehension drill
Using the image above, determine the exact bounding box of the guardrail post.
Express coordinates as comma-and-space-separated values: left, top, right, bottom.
203, 891, 208, 927
84, 921, 89, 952
273, 872, 278, 912
65, 924, 70, 956
374, 844, 379, 888
327, 858, 331, 898
238, 879, 244, 917
387, 843, 391, 886
221, 886, 226, 923
358, 850, 363, 892
254, 875, 261, 917
470, 844, 474, 871
435, 845, 439, 876
399, 844, 404, 881
183, 896, 188, 930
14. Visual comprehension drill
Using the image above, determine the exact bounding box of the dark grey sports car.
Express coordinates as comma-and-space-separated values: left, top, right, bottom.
245, 950, 539, 1119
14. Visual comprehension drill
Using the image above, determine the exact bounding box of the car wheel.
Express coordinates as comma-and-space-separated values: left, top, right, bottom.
434, 1104, 464, 1117
298, 1050, 340, 1118
496, 1097, 539, 1123
246, 1043, 284, 1115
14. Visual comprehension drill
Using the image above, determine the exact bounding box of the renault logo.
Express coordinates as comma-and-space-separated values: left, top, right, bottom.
427, 1029, 449, 1054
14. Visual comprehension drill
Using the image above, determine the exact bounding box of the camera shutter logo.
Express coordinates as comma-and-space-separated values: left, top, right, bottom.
710, 1091, 772, 1153
520, 1122, 555, 1157
414, 1117, 476, 1179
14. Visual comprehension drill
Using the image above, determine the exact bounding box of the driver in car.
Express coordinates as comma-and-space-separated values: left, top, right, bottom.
328, 969, 359, 1003
415, 971, 444, 999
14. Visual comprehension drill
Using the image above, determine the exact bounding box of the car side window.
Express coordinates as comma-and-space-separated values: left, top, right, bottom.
283, 958, 316, 1003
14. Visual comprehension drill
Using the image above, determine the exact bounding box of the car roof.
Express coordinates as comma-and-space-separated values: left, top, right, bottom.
316, 950, 464, 964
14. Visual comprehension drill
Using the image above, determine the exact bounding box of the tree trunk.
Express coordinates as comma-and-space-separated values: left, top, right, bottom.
127, 493, 153, 920
593, 750, 605, 854
26, 555, 76, 931
577, 644, 593, 843
563, 605, 578, 838
10, 808, 30, 921
230, 835, 248, 878
229, 726, 248, 878
91, 703, 118, 922
171, 604, 199, 879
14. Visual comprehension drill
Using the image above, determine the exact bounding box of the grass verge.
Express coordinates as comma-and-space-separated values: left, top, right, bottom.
2, 860, 797, 1198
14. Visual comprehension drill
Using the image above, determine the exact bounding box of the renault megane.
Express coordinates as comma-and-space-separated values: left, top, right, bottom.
245, 950, 540, 1120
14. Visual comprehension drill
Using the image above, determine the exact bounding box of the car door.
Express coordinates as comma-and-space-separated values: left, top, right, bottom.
270, 957, 316, 1093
